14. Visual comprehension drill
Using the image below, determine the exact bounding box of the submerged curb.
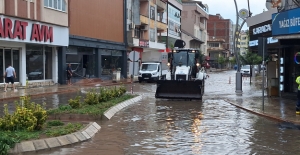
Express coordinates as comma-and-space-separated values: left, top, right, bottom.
9, 122, 101, 154
103, 95, 143, 120
8, 94, 143, 154
224, 99, 300, 125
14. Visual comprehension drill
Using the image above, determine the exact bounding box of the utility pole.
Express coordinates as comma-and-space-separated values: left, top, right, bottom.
233, 0, 251, 94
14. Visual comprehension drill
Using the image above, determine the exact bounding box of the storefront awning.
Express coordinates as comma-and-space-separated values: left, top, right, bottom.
273, 34, 300, 39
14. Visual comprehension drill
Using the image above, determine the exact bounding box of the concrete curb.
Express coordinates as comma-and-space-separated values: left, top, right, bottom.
224, 99, 300, 125
9, 122, 101, 154
103, 95, 143, 120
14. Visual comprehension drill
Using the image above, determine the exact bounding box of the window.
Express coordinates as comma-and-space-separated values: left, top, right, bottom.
44, 0, 66, 12
209, 43, 219, 47
26, 45, 53, 80
150, 6, 155, 20
150, 28, 155, 42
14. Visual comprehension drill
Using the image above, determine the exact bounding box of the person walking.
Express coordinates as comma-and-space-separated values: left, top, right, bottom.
3, 64, 17, 92
296, 76, 300, 114
66, 63, 73, 85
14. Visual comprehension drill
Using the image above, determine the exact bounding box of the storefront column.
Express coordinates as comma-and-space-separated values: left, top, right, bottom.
58, 47, 67, 84
122, 50, 127, 78
20, 46, 26, 86
95, 48, 102, 78
52, 47, 58, 84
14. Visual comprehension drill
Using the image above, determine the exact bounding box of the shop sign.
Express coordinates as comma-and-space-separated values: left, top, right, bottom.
253, 24, 272, 35
272, 7, 300, 36
0, 15, 68, 46
249, 37, 278, 47
139, 40, 149, 47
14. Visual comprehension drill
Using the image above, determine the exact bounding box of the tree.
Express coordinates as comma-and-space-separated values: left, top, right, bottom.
239, 52, 262, 84
217, 56, 225, 69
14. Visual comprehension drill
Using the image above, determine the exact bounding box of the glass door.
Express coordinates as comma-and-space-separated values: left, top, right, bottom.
1, 48, 20, 83
0, 49, 3, 83
13, 49, 20, 82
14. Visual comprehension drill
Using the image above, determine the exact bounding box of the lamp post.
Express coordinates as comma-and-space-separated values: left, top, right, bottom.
233, 0, 251, 94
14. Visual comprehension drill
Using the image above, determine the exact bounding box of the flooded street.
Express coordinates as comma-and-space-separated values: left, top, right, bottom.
11, 71, 300, 154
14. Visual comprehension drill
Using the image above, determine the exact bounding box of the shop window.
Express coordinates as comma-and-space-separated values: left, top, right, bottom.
44, 0, 66, 12
26, 45, 53, 80
101, 50, 123, 75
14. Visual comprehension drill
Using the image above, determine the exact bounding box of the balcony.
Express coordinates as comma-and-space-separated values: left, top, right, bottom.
199, 22, 205, 30
157, 21, 167, 32
207, 46, 225, 51
140, 15, 149, 25
156, 0, 166, 12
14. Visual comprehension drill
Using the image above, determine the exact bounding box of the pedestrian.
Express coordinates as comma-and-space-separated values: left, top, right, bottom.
296, 76, 300, 114
3, 64, 17, 92
66, 63, 73, 85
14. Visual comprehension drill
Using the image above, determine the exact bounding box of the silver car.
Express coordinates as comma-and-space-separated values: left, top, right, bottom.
241, 65, 251, 76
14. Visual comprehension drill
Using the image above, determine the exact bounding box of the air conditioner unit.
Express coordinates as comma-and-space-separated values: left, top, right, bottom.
129, 23, 135, 30
140, 25, 148, 31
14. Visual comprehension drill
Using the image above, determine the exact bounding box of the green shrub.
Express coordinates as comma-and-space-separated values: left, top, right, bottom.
17, 96, 48, 130
0, 132, 17, 155
58, 105, 72, 111
84, 90, 99, 105
0, 104, 37, 131
68, 96, 81, 108
47, 120, 64, 127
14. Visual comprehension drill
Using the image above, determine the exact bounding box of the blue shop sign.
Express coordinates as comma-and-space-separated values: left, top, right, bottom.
272, 7, 300, 36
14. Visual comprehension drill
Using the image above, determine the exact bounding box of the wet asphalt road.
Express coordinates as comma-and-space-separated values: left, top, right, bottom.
6, 70, 300, 154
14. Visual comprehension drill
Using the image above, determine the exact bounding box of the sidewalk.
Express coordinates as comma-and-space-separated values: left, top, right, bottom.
0, 78, 132, 102
224, 80, 300, 125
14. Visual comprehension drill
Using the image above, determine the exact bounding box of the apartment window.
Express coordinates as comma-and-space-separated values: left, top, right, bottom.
44, 0, 66, 12
127, 9, 132, 20
150, 28, 155, 42
209, 43, 219, 47
150, 6, 155, 20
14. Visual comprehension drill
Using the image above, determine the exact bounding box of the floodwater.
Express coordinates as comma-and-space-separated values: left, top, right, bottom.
8, 71, 300, 154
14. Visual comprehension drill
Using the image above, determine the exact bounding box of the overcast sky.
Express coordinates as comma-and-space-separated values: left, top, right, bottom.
198, 0, 267, 29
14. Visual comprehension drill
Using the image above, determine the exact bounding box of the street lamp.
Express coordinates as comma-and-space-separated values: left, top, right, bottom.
233, 0, 251, 94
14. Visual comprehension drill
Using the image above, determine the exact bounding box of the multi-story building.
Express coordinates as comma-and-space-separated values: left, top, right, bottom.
207, 37, 230, 69
58, 0, 127, 83
181, 0, 209, 56
126, 0, 167, 76
0, 0, 69, 87
160, 0, 182, 50
207, 14, 233, 56
232, 24, 240, 55
238, 30, 249, 55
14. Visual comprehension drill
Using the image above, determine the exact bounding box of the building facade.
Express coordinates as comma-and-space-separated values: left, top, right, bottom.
207, 14, 233, 55
207, 38, 230, 69
160, 0, 182, 49
238, 30, 249, 55
246, 0, 300, 96
58, 0, 127, 83
126, 0, 168, 76
181, 1, 208, 55
0, 0, 69, 87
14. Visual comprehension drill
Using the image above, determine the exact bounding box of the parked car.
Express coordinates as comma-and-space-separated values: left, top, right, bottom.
28, 68, 43, 80
241, 65, 251, 76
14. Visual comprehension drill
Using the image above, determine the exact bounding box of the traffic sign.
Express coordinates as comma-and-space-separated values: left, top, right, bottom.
129, 51, 140, 62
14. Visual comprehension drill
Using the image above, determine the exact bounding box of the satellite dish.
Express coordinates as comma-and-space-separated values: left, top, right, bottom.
266, 0, 272, 10
266, 0, 286, 11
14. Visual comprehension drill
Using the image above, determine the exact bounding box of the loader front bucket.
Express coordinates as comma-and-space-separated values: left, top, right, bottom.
155, 80, 204, 100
